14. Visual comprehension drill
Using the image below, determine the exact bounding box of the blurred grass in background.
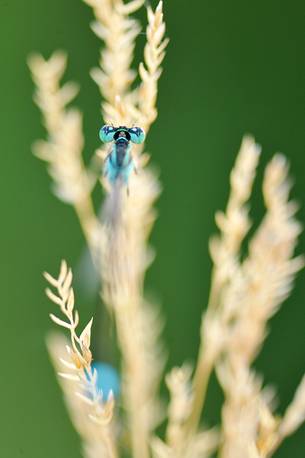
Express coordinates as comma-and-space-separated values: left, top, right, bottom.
1, 0, 304, 456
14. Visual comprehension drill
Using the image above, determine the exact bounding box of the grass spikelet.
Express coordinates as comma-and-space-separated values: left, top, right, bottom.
48, 333, 117, 458
45, 262, 117, 457
99, 168, 164, 458
225, 154, 304, 365
28, 53, 98, 245
182, 137, 305, 457
137, 0, 169, 129
32, 2, 168, 457
84, 0, 145, 114
268, 375, 305, 454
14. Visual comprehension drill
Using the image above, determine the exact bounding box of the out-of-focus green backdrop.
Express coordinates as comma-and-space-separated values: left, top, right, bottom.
1, 0, 304, 456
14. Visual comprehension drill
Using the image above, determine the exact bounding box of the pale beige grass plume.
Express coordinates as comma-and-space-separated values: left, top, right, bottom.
29, 1, 305, 457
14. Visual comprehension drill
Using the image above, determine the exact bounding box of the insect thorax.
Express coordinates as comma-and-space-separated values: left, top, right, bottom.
114, 138, 130, 167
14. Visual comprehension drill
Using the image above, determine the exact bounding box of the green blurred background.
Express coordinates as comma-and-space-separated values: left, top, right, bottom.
1, 0, 304, 456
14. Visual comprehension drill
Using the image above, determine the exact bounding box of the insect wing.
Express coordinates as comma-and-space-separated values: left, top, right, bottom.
128, 126, 145, 144
99, 125, 117, 143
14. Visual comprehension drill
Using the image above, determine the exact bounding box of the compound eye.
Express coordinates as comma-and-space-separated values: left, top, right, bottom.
129, 126, 145, 144
99, 125, 116, 143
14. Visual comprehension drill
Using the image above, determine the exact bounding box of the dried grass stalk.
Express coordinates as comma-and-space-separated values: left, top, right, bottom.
85, 0, 145, 111
185, 138, 305, 457
28, 52, 98, 246
32, 2, 168, 458
99, 170, 165, 458
184, 137, 262, 438
151, 365, 219, 458
45, 261, 117, 458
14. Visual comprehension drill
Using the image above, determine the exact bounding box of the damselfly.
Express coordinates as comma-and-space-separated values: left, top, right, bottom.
99, 125, 145, 186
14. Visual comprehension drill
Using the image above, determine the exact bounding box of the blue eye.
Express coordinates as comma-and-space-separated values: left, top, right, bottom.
99, 125, 116, 143
128, 127, 145, 144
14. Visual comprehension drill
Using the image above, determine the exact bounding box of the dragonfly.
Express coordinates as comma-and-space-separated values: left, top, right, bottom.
99, 125, 145, 186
